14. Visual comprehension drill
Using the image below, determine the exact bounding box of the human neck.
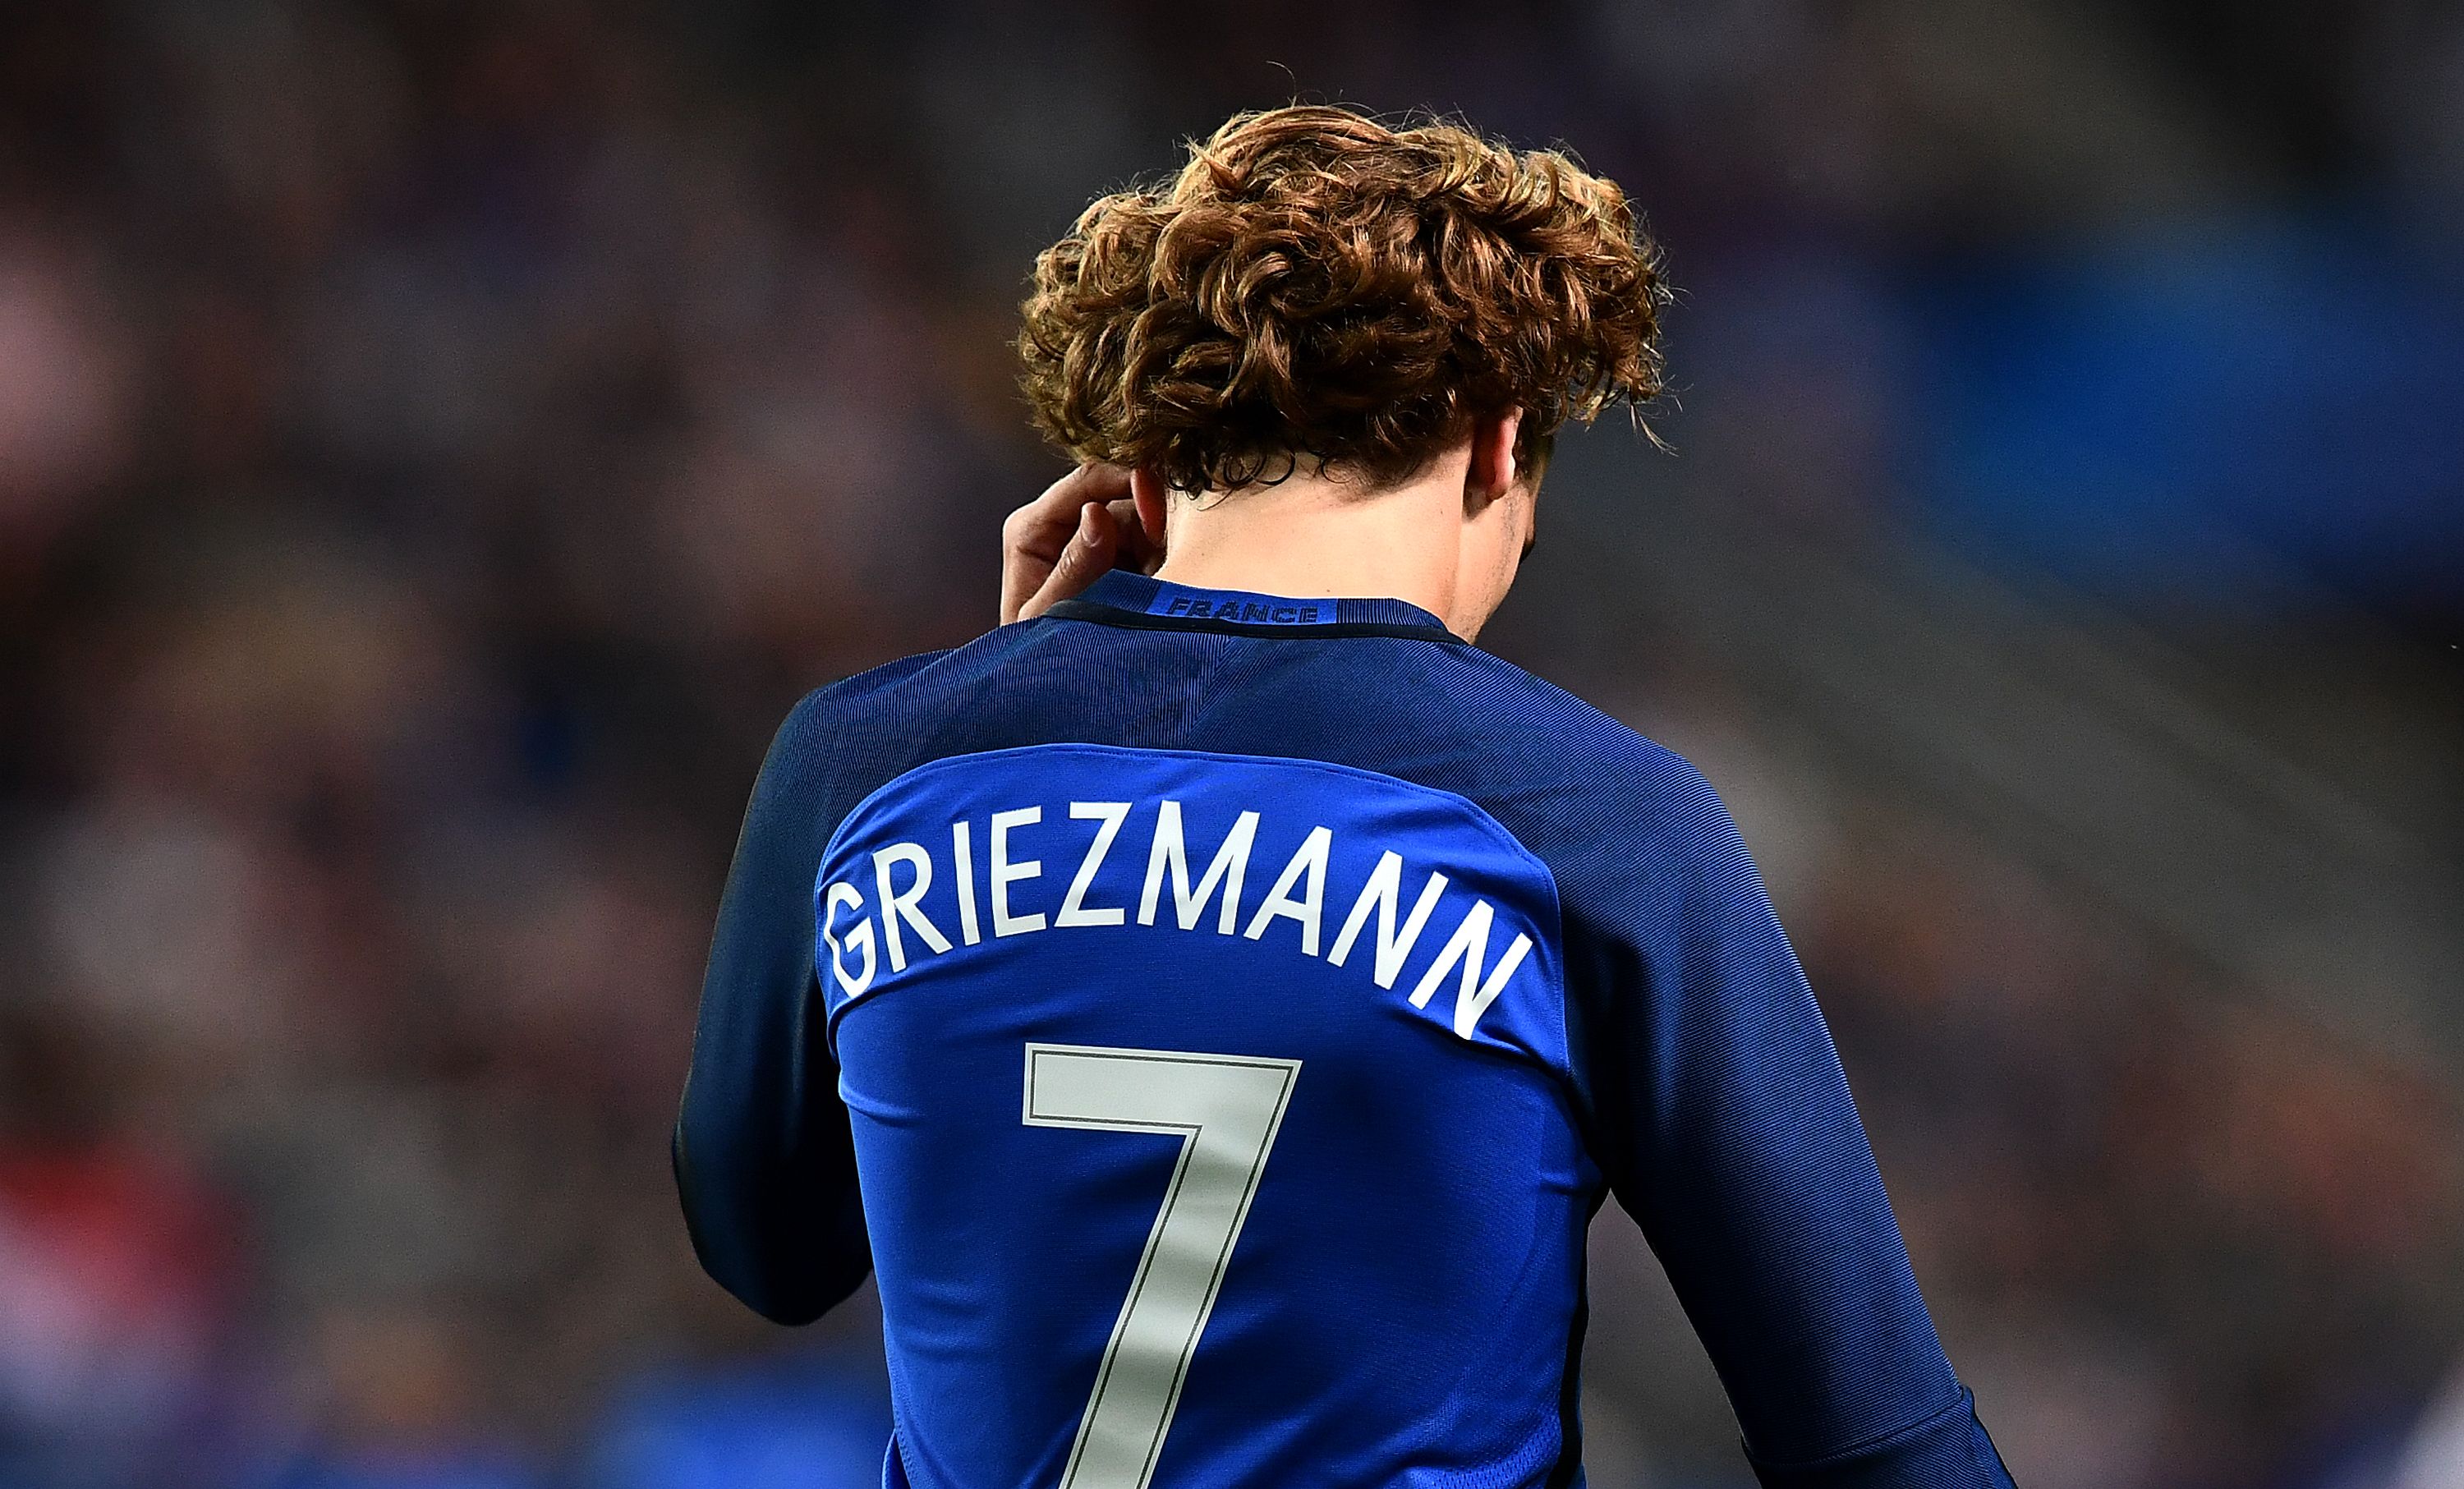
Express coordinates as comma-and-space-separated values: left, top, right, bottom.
1152, 456, 1470, 630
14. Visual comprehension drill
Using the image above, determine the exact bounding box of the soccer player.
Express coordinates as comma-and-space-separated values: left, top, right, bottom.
676, 106, 2015, 1488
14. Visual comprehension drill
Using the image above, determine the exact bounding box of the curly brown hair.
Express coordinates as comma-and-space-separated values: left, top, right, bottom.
1018, 104, 1667, 494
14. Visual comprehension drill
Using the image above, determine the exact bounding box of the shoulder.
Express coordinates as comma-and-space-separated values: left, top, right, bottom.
784, 612, 1111, 730
754, 647, 959, 810
787, 647, 959, 725
1424, 648, 1740, 852
759, 618, 1097, 797
1363, 648, 1769, 954
1411, 657, 1783, 999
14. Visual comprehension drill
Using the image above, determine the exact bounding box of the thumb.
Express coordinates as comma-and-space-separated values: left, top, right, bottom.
1019, 502, 1119, 621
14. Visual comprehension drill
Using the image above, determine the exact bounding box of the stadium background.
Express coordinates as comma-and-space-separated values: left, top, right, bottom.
3, 2, 2462, 1486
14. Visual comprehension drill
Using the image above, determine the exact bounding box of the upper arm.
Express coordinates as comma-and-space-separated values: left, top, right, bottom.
674, 690, 871, 1325
1561, 763, 2011, 1485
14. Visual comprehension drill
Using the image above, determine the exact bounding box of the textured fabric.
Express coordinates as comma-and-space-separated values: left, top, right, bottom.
677, 570, 2015, 1489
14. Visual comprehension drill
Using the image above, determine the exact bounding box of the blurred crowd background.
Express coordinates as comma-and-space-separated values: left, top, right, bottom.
2, 2, 2462, 1487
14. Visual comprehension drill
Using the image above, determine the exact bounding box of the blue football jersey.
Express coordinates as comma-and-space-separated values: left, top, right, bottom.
677, 572, 2013, 1489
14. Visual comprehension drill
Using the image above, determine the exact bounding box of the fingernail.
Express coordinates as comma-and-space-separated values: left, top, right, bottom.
1079, 505, 1099, 538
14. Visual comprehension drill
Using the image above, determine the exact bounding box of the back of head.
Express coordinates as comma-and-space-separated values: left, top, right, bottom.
1018, 104, 1668, 493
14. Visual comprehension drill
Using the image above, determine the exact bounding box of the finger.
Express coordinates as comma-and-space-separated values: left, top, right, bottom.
1018, 501, 1119, 622
1007, 465, 1131, 559
1105, 496, 1164, 575
1002, 465, 1132, 623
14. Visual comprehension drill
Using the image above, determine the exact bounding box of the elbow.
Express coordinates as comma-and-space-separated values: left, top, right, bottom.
673, 1124, 871, 1327
678, 1197, 871, 1328
701, 1221, 871, 1327
730, 1254, 871, 1328
718, 1270, 833, 1329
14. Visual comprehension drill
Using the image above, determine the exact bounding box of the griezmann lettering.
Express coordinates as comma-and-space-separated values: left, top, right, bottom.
823, 797, 1533, 1040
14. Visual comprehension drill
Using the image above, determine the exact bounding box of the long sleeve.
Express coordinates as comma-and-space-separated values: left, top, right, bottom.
1563, 767, 2013, 1487
674, 692, 871, 1326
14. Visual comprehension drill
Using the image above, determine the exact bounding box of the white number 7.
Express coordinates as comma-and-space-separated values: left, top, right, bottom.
1023, 1043, 1302, 1489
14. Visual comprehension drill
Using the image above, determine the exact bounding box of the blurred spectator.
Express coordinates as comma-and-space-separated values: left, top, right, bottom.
0, 1008, 238, 1483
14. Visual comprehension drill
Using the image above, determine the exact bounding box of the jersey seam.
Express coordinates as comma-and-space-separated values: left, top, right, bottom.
1742, 1384, 1975, 1472
1409, 1215, 1579, 1489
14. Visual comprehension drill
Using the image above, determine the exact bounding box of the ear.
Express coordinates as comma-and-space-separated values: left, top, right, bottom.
1129, 466, 1170, 547
1466, 411, 1521, 506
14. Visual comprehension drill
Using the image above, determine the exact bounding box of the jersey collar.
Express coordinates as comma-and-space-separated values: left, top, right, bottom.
1046, 571, 1461, 643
